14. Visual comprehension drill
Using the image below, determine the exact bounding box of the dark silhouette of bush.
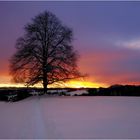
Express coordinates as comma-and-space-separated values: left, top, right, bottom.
87, 88, 98, 96
0, 88, 31, 102
14, 89, 31, 101
86, 85, 140, 96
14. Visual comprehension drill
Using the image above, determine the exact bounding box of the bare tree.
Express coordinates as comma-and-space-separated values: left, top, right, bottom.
10, 11, 81, 93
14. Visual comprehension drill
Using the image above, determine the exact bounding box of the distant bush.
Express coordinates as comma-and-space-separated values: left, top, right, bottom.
87, 88, 98, 96
0, 89, 31, 102
0, 93, 7, 101
15, 90, 31, 101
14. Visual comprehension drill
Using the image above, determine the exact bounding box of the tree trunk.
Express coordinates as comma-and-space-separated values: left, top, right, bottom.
43, 78, 47, 94
43, 65, 47, 94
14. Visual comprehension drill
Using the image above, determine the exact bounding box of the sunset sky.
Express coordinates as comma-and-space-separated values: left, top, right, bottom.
0, 1, 140, 88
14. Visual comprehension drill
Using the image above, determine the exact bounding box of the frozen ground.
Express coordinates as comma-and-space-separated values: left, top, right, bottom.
68, 89, 88, 95
0, 96, 140, 139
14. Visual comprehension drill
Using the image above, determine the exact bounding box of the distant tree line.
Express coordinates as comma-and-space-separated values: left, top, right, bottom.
0, 85, 140, 102
84, 85, 140, 96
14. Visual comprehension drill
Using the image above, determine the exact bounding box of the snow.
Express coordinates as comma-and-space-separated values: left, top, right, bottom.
47, 89, 67, 93
68, 89, 88, 96
0, 96, 140, 139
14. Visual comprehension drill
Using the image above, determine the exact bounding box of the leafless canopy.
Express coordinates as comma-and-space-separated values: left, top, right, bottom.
10, 11, 81, 92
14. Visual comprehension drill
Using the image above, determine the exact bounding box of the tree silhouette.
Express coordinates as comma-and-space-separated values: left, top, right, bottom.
10, 11, 81, 93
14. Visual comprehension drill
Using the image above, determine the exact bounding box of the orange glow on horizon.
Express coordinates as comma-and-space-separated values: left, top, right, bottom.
0, 83, 25, 88
0, 80, 107, 88
64, 80, 106, 88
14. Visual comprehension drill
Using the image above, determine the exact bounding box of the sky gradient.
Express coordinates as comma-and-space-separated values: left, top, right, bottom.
0, 1, 140, 88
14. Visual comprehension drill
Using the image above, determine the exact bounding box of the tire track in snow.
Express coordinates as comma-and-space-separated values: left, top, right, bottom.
31, 97, 47, 138
17, 97, 47, 139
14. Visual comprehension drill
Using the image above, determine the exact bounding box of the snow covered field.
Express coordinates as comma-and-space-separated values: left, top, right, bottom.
0, 96, 140, 139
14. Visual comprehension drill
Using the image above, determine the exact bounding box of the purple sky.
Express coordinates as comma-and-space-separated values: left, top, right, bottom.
0, 1, 140, 87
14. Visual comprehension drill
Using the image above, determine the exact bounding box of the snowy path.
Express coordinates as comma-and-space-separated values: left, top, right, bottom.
0, 96, 140, 139
17, 98, 47, 138
0, 97, 47, 138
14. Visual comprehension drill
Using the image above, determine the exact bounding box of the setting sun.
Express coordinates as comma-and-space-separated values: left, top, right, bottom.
64, 80, 106, 88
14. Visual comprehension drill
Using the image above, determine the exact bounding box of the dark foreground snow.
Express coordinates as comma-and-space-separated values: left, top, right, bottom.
0, 96, 140, 139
